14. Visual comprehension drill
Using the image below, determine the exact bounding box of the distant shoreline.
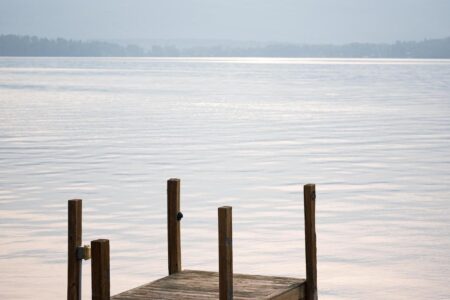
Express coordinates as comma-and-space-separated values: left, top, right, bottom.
1, 34, 450, 59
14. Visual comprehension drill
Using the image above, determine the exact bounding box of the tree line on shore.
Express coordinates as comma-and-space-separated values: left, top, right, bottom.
1, 34, 449, 58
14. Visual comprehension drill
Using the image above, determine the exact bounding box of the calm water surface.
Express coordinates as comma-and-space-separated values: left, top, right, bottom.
0, 57, 449, 299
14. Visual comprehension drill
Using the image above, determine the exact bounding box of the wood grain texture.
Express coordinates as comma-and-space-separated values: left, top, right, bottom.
111, 270, 305, 300
68, 199, 82, 300
270, 285, 304, 300
218, 206, 233, 300
167, 178, 181, 275
91, 239, 110, 300
303, 184, 317, 300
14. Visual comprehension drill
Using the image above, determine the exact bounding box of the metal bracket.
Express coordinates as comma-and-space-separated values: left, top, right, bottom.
76, 245, 91, 260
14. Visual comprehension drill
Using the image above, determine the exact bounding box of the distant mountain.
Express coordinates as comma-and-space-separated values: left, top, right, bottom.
1, 34, 449, 58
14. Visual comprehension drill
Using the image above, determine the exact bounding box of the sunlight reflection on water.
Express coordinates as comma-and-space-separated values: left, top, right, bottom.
0, 57, 449, 299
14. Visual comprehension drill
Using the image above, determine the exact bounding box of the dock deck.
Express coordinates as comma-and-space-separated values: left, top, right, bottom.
112, 270, 305, 300
67, 179, 317, 300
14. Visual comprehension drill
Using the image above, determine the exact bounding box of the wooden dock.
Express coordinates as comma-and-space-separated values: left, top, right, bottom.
67, 179, 318, 300
111, 270, 305, 300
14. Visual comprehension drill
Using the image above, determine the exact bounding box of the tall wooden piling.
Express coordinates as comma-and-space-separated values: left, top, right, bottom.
167, 178, 182, 274
218, 206, 233, 300
304, 184, 318, 300
68, 199, 82, 300
91, 239, 110, 300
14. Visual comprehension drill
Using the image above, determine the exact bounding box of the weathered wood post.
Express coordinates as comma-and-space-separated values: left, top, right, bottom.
167, 178, 182, 274
218, 206, 233, 300
304, 184, 318, 300
68, 199, 82, 300
91, 239, 110, 300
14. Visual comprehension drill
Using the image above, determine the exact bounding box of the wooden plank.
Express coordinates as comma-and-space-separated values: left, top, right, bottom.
303, 184, 317, 300
218, 206, 233, 300
112, 270, 305, 300
91, 239, 110, 300
270, 285, 304, 300
68, 199, 82, 300
167, 178, 182, 274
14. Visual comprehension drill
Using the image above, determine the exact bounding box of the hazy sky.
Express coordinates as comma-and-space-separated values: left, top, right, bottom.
1, 0, 449, 44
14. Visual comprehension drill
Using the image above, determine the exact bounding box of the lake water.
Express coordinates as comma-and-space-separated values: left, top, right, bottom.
0, 57, 449, 299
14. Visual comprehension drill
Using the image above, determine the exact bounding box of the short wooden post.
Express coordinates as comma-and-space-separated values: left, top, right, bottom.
91, 239, 110, 300
304, 184, 318, 300
167, 178, 182, 274
68, 199, 82, 300
218, 206, 233, 300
